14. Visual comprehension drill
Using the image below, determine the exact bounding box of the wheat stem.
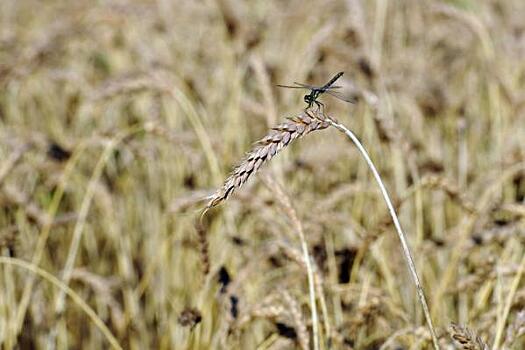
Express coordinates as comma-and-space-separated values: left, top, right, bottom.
0, 257, 122, 350
261, 175, 318, 350
324, 116, 440, 350
492, 252, 525, 350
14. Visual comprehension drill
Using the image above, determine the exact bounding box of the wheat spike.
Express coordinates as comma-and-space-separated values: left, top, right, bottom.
449, 323, 489, 350
204, 110, 328, 210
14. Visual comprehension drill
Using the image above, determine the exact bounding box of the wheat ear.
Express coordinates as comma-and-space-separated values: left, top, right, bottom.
203, 110, 329, 214
449, 323, 489, 350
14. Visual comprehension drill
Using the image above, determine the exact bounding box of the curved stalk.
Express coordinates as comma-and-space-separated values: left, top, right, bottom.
324, 116, 440, 350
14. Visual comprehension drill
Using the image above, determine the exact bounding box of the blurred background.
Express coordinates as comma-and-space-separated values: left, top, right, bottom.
1, 0, 524, 349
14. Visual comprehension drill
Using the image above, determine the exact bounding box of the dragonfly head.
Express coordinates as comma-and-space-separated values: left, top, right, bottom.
304, 94, 313, 104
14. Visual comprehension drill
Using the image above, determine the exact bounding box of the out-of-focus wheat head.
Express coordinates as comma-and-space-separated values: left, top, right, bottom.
449, 324, 489, 350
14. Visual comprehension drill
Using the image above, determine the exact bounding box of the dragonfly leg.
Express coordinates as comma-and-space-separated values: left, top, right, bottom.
314, 100, 324, 113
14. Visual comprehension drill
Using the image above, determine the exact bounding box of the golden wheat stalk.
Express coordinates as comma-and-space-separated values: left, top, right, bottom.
204, 110, 329, 211
324, 116, 440, 350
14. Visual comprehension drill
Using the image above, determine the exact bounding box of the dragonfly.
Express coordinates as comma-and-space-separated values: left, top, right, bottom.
277, 72, 356, 110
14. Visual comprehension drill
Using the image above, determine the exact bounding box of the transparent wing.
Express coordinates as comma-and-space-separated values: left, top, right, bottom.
276, 84, 308, 90
292, 82, 341, 90
323, 89, 357, 103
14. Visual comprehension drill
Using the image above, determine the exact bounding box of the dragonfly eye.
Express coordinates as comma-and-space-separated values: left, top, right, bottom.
304, 95, 312, 103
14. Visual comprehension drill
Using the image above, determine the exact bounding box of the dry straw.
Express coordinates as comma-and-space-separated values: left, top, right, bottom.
260, 174, 322, 350
202, 108, 440, 350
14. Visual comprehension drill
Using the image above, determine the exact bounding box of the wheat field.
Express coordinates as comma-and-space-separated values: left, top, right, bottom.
1, 0, 524, 349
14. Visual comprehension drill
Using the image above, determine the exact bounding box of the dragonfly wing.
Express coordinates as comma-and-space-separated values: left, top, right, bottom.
292, 82, 342, 89
324, 90, 357, 103
292, 82, 317, 89
276, 84, 308, 89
